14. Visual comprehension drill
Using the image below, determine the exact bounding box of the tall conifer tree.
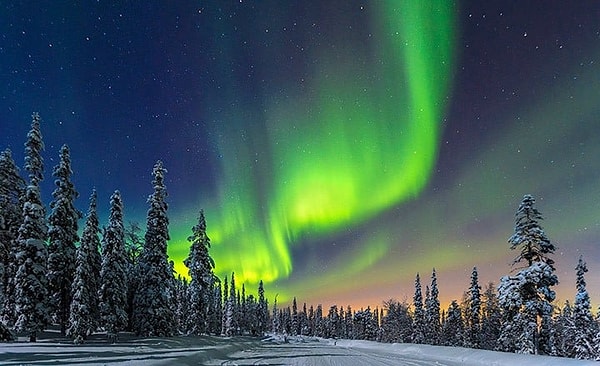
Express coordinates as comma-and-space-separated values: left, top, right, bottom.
466, 267, 481, 348
257, 280, 268, 335
480, 282, 501, 350
412, 273, 425, 344
499, 194, 558, 354
68, 190, 101, 343
184, 209, 215, 335
133, 161, 175, 336
99, 191, 128, 342
572, 256, 596, 359
425, 269, 440, 345
47, 145, 81, 335
14, 112, 49, 342
0, 149, 25, 326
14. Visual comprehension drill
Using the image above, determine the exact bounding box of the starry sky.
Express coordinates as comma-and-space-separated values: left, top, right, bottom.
2, 1, 600, 309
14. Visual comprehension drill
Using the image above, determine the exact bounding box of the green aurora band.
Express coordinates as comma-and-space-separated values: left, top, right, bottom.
169, 2, 458, 292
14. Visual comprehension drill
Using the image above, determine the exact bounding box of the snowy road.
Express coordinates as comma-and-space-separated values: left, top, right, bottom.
209, 340, 455, 365
206, 337, 598, 366
1, 334, 597, 365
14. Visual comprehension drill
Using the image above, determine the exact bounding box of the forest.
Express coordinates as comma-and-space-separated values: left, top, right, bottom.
0, 114, 598, 361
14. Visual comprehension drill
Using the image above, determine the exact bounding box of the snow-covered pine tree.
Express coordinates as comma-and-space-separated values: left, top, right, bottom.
281, 306, 292, 335
132, 161, 176, 337
425, 269, 441, 345
441, 300, 463, 346
572, 256, 597, 360
554, 301, 575, 357
498, 194, 558, 355
465, 266, 481, 348
314, 304, 324, 337
222, 276, 229, 334
326, 305, 340, 339
207, 277, 222, 335
223, 294, 234, 337
67, 190, 102, 343
291, 297, 299, 336
0, 149, 25, 327
424, 285, 432, 343
229, 272, 238, 335
307, 305, 315, 336
380, 299, 412, 343
14, 112, 49, 342
330, 303, 340, 339
257, 280, 268, 335
379, 300, 397, 343
184, 209, 215, 335
480, 282, 501, 350
174, 276, 190, 334
47, 145, 81, 336
368, 308, 379, 341
99, 191, 128, 342
271, 293, 279, 334
240, 284, 247, 334
411, 273, 425, 344
345, 306, 353, 339
353, 307, 377, 341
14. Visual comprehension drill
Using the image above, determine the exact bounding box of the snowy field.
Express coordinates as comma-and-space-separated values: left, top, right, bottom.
0, 333, 597, 365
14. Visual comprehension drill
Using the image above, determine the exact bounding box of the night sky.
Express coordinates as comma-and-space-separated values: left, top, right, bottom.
2, 1, 600, 309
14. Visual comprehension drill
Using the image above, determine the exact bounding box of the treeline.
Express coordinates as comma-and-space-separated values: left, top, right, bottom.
272, 195, 599, 361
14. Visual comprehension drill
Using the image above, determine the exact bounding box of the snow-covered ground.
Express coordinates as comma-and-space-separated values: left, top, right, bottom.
0, 333, 597, 365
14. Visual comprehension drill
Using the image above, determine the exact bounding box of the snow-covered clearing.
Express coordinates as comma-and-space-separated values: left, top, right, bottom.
0, 333, 597, 365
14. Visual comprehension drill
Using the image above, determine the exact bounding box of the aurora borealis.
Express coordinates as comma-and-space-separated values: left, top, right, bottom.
2, 1, 600, 308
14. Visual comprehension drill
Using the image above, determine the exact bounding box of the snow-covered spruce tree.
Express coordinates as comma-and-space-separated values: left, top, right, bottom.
99, 191, 128, 342
222, 276, 229, 334
336, 305, 344, 338
223, 292, 234, 337
326, 305, 340, 339
480, 282, 501, 350
174, 276, 190, 334
306, 305, 314, 337
314, 304, 324, 337
281, 306, 291, 335
183, 209, 215, 335
271, 292, 279, 334
572, 256, 597, 360
380, 299, 412, 343
465, 266, 481, 348
425, 269, 440, 345
240, 285, 247, 334
380, 299, 400, 343
229, 272, 238, 335
14, 112, 50, 342
498, 194, 558, 355
441, 300, 463, 346
47, 144, 81, 336
257, 280, 268, 335
554, 301, 575, 357
207, 277, 222, 335
244, 294, 258, 335
67, 190, 102, 343
291, 297, 299, 336
411, 273, 425, 344
353, 307, 377, 341
0, 149, 25, 327
132, 161, 176, 337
